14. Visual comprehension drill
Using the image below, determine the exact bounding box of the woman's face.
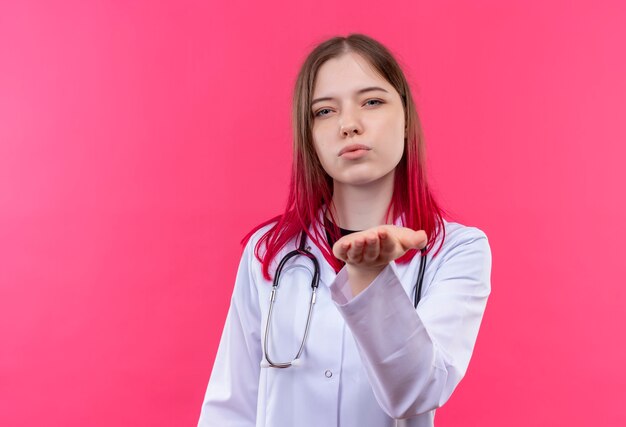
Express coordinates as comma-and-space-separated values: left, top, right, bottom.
310, 52, 406, 188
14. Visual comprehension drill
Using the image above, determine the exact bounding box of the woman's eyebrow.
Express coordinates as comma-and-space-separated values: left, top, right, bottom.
311, 86, 389, 107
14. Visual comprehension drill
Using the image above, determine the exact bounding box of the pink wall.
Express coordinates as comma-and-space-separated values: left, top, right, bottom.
1, 0, 625, 425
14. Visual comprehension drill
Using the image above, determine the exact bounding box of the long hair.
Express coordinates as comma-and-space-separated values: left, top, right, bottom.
242, 33, 450, 281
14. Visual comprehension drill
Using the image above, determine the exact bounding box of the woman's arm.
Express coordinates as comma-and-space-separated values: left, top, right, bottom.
329, 227, 492, 419
197, 241, 262, 427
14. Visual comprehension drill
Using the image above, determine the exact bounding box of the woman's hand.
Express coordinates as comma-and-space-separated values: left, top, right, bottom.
332, 225, 428, 297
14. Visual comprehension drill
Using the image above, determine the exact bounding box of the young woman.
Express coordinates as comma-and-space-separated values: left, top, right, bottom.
198, 34, 492, 427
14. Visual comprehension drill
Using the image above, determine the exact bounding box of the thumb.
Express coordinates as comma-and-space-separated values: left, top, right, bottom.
398, 229, 428, 251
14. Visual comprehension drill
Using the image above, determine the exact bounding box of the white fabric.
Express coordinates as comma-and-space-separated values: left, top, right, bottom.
197, 211, 492, 427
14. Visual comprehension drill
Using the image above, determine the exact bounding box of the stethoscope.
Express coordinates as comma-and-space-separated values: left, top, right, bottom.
262, 229, 427, 369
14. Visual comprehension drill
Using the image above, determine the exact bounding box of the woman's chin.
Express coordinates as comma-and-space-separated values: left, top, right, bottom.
333, 174, 392, 188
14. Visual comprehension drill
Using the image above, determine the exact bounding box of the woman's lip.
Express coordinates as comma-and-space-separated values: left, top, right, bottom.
340, 148, 370, 160
338, 145, 371, 156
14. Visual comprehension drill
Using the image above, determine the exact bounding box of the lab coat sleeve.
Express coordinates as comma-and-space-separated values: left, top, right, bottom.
197, 240, 262, 427
329, 228, 491, 419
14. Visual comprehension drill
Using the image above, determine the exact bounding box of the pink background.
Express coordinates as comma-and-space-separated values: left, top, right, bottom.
1, 0, 625, 425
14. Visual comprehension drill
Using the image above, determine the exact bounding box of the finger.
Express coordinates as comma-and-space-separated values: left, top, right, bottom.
378, 229, 397, 258
414, 230, 428, 249
333, 240, 350, 261
346, 237, 365, 263
399, 229, 428, 251
417, 230, 428, 249
362, 232, 380, 263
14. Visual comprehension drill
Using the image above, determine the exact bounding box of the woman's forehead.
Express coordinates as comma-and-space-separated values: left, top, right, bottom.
313, 52, 392, 97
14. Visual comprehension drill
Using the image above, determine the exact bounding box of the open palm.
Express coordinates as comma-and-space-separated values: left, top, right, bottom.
332, 225, 428, 270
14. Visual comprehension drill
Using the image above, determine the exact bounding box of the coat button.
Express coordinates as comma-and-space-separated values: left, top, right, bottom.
324, 369, 333, 378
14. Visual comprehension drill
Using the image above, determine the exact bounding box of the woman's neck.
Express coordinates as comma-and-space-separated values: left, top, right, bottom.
328, 171, 395, 231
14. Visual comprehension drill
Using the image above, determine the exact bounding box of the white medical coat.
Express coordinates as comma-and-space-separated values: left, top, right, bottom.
198, 213, 492, 427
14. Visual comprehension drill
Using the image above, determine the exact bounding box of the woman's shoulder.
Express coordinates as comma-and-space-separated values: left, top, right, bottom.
434, 217, 491, 260
241, 220, 279, 256
240, 218, 298, 282
440, 217, 489, 242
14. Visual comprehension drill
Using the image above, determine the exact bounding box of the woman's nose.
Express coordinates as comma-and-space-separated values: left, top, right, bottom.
340, 124, 361, 136
339, 109, 363, 137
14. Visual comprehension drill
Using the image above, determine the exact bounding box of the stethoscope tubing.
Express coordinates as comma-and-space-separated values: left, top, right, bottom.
263, 229, 427, 369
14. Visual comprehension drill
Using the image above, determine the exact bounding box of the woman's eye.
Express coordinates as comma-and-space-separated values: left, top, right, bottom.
314, 108, 332, 117
365, 99, 383, 106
